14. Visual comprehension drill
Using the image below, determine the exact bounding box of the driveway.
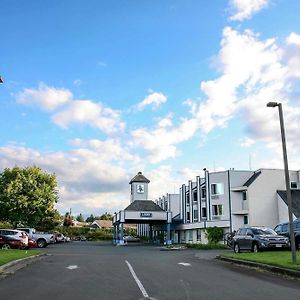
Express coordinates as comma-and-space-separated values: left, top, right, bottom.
0, 241, 299, 300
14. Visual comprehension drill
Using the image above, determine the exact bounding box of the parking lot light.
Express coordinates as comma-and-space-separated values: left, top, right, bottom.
266, 101, 297, 265
0, 76, 3, 83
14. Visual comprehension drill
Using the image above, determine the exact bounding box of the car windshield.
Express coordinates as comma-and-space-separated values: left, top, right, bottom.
252, 228, 277, 235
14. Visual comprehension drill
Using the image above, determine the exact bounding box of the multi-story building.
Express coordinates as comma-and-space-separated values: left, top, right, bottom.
156, 168, 300, 244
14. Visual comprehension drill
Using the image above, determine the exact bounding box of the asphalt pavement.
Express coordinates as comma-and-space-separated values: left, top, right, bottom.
0, 241, 299, 300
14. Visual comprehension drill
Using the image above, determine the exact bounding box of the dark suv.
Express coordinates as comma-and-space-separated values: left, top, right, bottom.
232, 227, 290, 253
274, 218, 300, 249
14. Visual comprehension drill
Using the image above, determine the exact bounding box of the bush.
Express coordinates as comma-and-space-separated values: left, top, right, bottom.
60, 226, 90, 236
0, 221, 13, 228
86, 229, 113, 241
186, 243, 228, 250
205, 227, 224, 244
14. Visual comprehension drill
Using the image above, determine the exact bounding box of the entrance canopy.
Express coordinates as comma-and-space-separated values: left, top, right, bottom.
113, 200, 172, 225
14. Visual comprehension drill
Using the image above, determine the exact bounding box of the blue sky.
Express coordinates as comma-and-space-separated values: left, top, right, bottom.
1, 0, 300, 216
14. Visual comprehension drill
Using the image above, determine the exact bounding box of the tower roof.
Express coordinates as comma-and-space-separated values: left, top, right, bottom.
129, 172, 150, 184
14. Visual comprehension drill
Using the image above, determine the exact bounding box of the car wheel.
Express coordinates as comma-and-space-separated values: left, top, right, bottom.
2, 244, 11, 250
252, 243, 259, 253
37, 239, 47, 248
234, 243, 240, 253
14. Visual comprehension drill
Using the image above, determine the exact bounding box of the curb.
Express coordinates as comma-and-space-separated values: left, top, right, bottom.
0, 253, 47, 275
216, 255, 300, 278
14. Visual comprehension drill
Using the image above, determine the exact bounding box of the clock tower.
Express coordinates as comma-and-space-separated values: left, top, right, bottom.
129, 172, 150, 203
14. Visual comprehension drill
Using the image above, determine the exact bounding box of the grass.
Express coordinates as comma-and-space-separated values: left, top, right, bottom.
221, 251, 300, 271
0, 249, 41, 267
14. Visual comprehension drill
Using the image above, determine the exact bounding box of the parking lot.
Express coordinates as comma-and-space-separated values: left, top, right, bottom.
0, 241, 300, 300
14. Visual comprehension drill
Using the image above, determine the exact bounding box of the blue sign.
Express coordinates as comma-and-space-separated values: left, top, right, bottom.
140, 212, 152, 218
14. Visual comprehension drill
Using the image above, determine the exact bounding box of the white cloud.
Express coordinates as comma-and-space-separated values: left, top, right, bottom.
131, 118, 198, 163
52, 100, 125, 134
16, 83, 72, 111
286, 32, 300, 46
240, 137, 255, 147
229, 0, 269, 21
136, 91, 167, 111
73, 79, 82, 86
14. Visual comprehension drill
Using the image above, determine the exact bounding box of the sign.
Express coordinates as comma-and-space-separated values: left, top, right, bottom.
140, 212, 152, 218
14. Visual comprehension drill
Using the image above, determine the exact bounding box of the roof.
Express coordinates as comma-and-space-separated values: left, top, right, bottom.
277, 190, 300, 218
243, 171, 261, 187
124, 200, 164, 212
129, 172, 150, 184
91, 220, 113, 228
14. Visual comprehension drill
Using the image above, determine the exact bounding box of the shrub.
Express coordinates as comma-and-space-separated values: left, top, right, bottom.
205, 227, 224, 244
0, 221, 13, 228
86, 229, 113, 241
186, 243, 228, 250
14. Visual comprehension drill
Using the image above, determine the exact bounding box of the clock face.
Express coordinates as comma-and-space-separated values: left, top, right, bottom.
136, 184, 145, 194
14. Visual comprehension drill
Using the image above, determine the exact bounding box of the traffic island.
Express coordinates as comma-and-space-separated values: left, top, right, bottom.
216, 252, 300, 279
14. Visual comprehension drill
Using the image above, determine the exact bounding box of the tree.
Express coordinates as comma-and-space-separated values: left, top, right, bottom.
86, 214, 95, 223
76, 213, 84, 222
205, 227, 224, 244
63, 212, 73, 227
99, 212, 113, 220
0, 166, 59, 229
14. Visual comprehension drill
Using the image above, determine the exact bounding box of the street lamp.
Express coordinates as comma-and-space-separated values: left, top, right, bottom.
267, 101, 297, 264
0, 76, 3, 83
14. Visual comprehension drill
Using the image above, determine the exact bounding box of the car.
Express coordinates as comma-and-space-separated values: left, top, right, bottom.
0, 229, 28, 248
55, 233, 66, 243
0, 235, 24, 249
124, 235, 140, 243
16, 228, 55, 248
274, 219, 300, 249
232, 227, 290, 253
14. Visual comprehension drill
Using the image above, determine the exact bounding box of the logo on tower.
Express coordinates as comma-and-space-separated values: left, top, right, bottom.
136, 184, 145, 194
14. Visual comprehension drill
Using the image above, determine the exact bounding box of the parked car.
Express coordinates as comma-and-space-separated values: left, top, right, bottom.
0, 229, 28, 248
16, 228, 55, 248
55, 233, 66, 243
232, 227, 290, 253
0, 235, 24, 249
124, 235, 140, 243
274, 218, 300, 249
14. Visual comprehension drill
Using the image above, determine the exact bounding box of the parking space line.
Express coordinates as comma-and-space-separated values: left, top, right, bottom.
125, 260, 150, 298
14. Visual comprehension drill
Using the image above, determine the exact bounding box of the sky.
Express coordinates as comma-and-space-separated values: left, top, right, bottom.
1, 0, 300, 217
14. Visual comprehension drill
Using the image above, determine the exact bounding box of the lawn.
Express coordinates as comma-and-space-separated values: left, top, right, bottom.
221, 251, 300, 271
0, 249, 41, 267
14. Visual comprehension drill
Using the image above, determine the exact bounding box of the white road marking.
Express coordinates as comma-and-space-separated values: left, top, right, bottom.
66, 265, 79, 270
178, 262, 191, 266
125, 260, 157, 299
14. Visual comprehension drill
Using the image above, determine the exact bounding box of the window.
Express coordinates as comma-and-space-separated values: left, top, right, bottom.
242, 191, 247, 201
212, 204, 223, 216
237, 228, 247, 235
193, 191, 197, 202
201, 207, 207, 218
189, 230, 193, 241
244, 215, 248, 224
211, 183, 224, 195
197, 229, 201, 241
186, 212, 190, 222
186, 194, 190, 205
201, 188, 206, 199
290, 181, 298, 189
282, 223, 288, 232
193, 210, 198, 221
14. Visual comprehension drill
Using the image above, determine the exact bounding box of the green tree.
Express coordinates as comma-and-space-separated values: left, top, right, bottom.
86, 214, 95, 223
205, 227, 224, 244
76, 213, 84, 222
99, 212, 113, 220
0, 166, 59, 229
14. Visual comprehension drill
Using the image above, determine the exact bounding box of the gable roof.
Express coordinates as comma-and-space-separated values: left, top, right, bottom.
124, 200, 164, 212
243, 171, 261, 187
129, 172, 150, 184
277, 190, 300, 218
91, 220, 113, 228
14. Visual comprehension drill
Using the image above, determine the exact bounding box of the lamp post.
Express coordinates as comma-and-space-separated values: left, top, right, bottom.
267, 101, 297, 264
0, 76, 3, 83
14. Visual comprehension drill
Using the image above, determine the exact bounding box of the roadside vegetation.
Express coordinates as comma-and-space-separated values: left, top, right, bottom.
221, 251, 300, 271
186, 243, 228, 250
0, 249, 41, 267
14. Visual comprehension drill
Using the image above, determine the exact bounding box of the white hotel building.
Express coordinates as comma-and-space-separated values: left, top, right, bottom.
156, 168, 300, 244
